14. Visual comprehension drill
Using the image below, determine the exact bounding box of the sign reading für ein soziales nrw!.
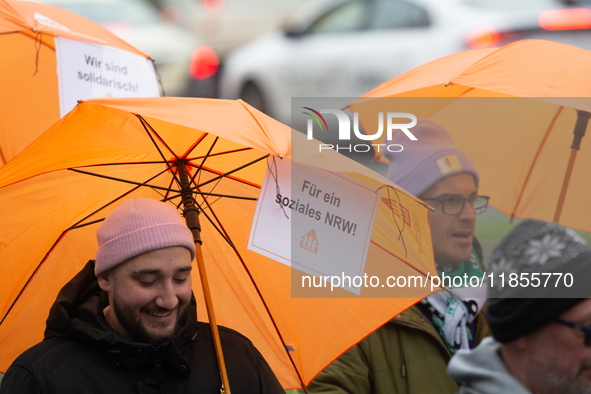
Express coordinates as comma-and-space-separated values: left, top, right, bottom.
248, 158, 382, 294
55, 37, 160, 117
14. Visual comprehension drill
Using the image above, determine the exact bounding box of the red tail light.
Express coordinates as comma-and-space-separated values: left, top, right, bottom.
539, 8, 591, 31
190, 46, 219, 80
204, 0, 225, 13
467, 26, 500, 48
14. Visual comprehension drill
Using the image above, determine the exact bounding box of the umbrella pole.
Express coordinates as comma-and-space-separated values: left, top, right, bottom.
554, 110, 590, 223
177, 160, 232, 394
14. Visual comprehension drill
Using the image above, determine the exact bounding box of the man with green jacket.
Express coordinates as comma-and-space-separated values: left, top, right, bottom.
307, 120, 490, 394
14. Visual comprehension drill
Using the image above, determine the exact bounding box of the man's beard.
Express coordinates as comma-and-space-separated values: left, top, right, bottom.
530, 356, 591, 394
111, 294, 190, 345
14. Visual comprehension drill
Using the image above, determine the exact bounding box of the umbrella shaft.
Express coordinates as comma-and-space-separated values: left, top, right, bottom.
177, 160, 202, 244
177, 159, 232, 394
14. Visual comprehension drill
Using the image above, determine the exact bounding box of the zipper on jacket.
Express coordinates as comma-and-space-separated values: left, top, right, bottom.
153, 346, 163, 374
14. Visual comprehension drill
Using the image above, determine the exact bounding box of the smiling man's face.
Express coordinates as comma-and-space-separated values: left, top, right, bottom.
420, 173, 477, 268
98, 246, 193, 344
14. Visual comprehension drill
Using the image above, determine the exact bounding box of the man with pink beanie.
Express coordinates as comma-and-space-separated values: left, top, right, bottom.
0, 198, 283, 394
308, 120, 490, 393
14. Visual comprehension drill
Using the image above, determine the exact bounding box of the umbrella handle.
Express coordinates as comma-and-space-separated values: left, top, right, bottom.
195, 241, 232, 394
554, 110, 590, 223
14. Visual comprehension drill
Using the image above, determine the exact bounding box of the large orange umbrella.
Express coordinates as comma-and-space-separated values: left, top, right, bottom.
349, 39, 591, 233
0, 97, 437, 390
0, 0, 159, 167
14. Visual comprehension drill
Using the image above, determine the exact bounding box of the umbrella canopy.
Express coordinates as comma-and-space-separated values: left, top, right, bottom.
349, 39, 591, 233
0, 0, 159, 167
0, 97, 437, 389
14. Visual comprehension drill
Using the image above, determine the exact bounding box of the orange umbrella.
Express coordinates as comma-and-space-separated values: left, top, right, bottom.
0, 97, 437, 389
349, 39, 591, 233
0, 0, 159, 167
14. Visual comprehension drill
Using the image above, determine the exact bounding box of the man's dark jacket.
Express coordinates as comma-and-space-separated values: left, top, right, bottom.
0, 261, 284, 394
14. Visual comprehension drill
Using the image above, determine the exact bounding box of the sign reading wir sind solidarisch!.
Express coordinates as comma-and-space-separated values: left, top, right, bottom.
55, 37, 159, 117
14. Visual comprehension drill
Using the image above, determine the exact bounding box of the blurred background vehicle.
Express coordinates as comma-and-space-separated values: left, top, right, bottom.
219, 0, 591, 123
153, 0, 310, 58
150, 0, 311, 97
28, 0, 219, 97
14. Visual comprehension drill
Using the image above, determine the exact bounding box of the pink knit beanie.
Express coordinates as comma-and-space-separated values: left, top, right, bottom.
95, 198, 197, 276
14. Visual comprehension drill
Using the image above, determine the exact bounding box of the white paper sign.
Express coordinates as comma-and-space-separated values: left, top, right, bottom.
55, 37, 160, 117
248, 157, 381, 294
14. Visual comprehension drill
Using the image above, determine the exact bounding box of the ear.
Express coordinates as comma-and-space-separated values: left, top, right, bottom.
97, 271, 113, 292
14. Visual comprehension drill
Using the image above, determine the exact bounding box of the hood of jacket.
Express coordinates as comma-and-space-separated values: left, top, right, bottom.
43, 260, 196, 383
447, 336, 531, 394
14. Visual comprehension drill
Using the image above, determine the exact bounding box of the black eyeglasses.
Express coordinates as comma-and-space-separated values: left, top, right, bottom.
421, 195, 489, 215
554, 318, 591, 346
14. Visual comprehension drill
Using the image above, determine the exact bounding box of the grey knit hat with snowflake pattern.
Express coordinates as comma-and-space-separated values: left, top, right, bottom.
485, 219, 591, 343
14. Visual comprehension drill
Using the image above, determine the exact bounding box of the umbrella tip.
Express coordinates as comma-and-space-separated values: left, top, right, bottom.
278, 154, 283, 159
77, 100, 83, 104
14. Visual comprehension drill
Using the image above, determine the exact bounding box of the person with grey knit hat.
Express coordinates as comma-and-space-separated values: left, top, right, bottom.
308, 120, 490, 394
448, 219, 591, 394
0, 198, 284, 394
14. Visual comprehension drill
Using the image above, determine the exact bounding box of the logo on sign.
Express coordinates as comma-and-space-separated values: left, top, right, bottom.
300, 229, 319, 254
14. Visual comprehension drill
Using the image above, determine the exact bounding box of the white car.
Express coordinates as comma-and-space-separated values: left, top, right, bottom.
29, 0, 217, 97
220, 0, 591, 123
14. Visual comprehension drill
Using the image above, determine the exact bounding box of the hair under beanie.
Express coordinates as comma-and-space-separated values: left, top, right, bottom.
485, 219, 591, 343
95, 198, 197, 276
384, 119, 479, 197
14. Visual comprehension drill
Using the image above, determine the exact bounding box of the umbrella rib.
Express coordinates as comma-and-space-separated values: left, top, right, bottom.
0, 180, 179, 327
190, 136, 219, 187
165, 189, 258, 202
197, 194, 307, 386
0, 228, 72, 327
192, 197, 236, 248
418, 88, 476, 120
69, 168, 179, 194
186, 162, 262, 190
71, 167, 175, 230
73, 160, 175, 168
186, 147, 253, 161
136, 115, 182, 188
510, 106, 564, 221
70, 218, 105, 229
164, 172, 177, 201
194, 184, 239, 246
70, 168, 256, 200
181, 132, 210, 159
194, 154, 269, 189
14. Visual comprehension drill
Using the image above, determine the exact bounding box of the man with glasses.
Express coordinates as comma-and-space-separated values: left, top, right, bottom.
448, 219, 591, 394
308, 120, 490, 393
